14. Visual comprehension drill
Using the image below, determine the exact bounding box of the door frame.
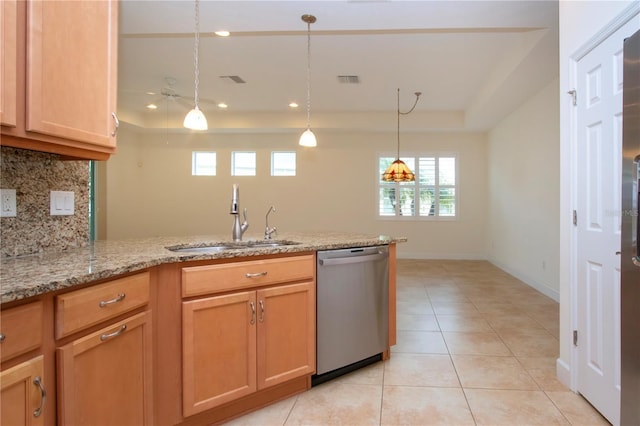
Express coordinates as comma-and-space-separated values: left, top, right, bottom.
566, 2, 640, 394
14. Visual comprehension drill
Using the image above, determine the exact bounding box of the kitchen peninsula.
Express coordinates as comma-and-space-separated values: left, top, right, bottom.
1, 231, 403, 425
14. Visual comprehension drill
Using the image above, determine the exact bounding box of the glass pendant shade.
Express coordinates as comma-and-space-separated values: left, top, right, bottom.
381, 88, 421, 182
382, 159, 416, 182
184, 105, 208, 130
299, 128, 317, 147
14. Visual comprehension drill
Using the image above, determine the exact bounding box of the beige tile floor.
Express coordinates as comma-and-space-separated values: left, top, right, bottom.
225, 260, 610, 426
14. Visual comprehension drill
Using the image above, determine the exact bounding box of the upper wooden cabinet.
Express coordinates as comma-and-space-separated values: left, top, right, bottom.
0, 0, 118, 160
0, 0, 18, 128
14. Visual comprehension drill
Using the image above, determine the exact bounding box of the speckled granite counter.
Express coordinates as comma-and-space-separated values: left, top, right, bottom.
0, 232, 406, 304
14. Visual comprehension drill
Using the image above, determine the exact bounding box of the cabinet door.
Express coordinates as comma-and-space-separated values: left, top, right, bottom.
257, 282, 315, 390
182, 292, 257, 417
26, 0, 118, 147
0, 0, 17, 127
1, 355, 46, 426
57, 312, 153, 426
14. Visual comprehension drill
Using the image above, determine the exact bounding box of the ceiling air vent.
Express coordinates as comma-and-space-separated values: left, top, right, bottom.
337, 75, 360, 84
219, 75, 246, 84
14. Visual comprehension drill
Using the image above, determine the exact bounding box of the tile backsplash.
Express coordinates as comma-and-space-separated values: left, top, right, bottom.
0, 147, 90, 257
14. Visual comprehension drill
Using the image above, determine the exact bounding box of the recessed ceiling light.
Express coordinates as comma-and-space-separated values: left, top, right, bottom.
217, 102, 228, 109
289, 102, 299, 108
215, 30, 230, 37
146, 103, 158, 110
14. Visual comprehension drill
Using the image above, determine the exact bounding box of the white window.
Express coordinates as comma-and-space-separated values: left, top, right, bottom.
378, 154, 457, 218
271, 151, 296, 176
192, 151, 216, 176
232, 152, 256, 176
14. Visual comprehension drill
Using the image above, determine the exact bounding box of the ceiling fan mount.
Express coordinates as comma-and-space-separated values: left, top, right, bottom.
148, 76, 215, 110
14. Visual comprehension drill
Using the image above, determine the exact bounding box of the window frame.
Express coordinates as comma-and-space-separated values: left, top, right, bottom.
231, 151, 257, 176
377, 152, 459, 221
191, 151, 217, 176
271, 151, 297, 176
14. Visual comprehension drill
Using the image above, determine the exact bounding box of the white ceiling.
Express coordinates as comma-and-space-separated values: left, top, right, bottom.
117, 0, 559, 133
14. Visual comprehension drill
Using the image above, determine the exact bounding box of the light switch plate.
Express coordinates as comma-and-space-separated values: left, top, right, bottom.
50, 191, 74, 216
0, 189, 17, 217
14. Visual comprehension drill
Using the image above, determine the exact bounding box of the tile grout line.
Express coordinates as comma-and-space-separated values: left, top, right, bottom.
425, 282, 479, 426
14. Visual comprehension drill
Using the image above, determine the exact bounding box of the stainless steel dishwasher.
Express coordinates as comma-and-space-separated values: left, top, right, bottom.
313, 245, 389, 385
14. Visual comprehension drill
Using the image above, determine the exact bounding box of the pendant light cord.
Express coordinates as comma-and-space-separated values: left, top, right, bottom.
305, 20, 311, 128
396, 88, 422, 159
193, 0, 201, 108
396, 89, 401, 160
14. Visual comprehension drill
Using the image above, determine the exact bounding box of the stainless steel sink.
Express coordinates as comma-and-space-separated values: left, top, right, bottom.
166, 240, 299, 254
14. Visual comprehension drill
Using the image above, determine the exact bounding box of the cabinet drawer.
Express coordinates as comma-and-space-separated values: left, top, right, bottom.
55, 272, 150, 339
182, 255, 315, 297
0, 301, 43, 362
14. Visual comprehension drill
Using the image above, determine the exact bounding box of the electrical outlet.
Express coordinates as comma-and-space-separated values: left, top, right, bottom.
0, 189, 17, 217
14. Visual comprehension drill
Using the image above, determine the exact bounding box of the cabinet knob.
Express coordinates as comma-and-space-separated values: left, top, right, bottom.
0, 333, 5, 342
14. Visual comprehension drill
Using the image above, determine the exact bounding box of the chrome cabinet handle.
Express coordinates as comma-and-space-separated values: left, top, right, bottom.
245, 271, 268, 278
99, 293, 126, 308
259, 300, 265, 323
249, 302, 256, 325
100, 325, 126, 341
33, 376, 46, 417
111, 112, 119, 137
0, 333, 5, 342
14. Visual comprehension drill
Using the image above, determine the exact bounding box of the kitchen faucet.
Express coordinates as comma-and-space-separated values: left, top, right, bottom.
264, 206, 277, 240
230, 184, 249, 241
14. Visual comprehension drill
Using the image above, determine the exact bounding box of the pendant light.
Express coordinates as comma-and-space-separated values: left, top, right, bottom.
299, 14, 317, 147
381, 88, 421, 182
184, 0, 208, 130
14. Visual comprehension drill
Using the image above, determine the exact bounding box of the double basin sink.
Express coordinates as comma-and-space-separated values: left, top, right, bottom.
167, 240, 300, 254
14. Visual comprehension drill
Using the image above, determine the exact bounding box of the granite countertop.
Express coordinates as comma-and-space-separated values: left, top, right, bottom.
0, 232, 406, 304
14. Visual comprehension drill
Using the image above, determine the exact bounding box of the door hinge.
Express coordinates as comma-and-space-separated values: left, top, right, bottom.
573, 210, 578, 226
573, 330, 578, 346
567, 89, 577, 106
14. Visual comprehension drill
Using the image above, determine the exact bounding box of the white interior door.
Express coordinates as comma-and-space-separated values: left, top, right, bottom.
574, 18, 638, 426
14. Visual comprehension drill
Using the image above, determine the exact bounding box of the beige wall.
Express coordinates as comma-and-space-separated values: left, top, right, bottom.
102, 127, 488, 259
487, 77, 560, 300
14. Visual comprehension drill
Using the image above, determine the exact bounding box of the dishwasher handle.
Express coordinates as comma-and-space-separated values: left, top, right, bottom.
318, 252, 387, 266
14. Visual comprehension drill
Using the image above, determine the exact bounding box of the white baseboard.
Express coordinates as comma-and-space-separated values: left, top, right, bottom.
397, 254, 560, 302
488, 258, 560, 302
556, 357, 573, 390
397, 252, 488, 260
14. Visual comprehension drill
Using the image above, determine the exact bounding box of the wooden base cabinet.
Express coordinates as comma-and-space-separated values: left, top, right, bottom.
56, 311, 153, 426
0, 355, 46, 426
182, 282, 315, 417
